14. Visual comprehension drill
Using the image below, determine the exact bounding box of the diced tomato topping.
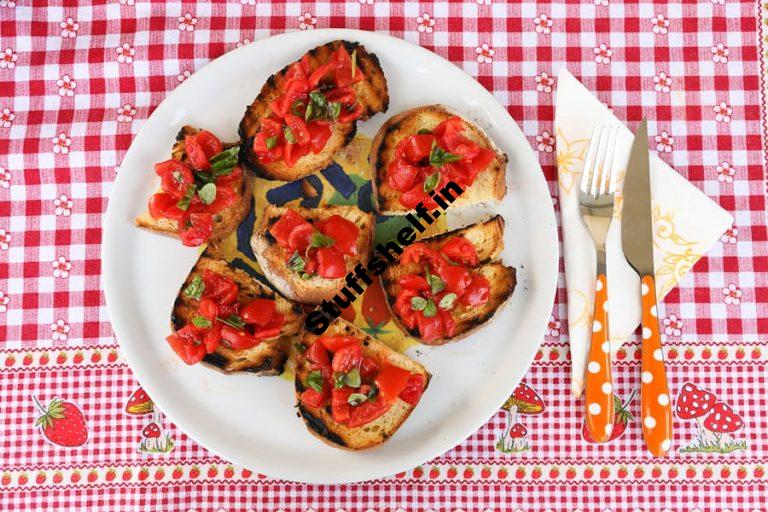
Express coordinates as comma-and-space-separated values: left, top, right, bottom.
401, 243, 441, 267
316, 246, 346, 279
240, 299, 277, 326
359, 357, 380, 382
220, 324, 260, 350
397, 274, 430, 291
308, 62, 335, 89
184, 135, 211, 170
215, 165, 243, 186
166, 325, 206, 365
252, 313, 284, 340
346, 400, 391, 428
399, 184, 434, 210
205, 185, 238, 214
393, 288, 420, 330
401, 134, 435, 161
435, 264, 472, 293
331, 387, 353, 423
375, 365, 411, 402
441, 236, 479, 266
337, 102, 364, 123
331, 343, 363, 373
307, 122, 332, 153
300, 388, 326, 409
387, 160, 420, 192
194, 130, 223, 159
148, 192, 185, 221
316, 215, 359, 256
440, 310, 457, 338
269, 209, 312, 248
156, 159, 194, 199
306, 341, 331, 367
318, 335, 359, 353
416, 312, 444, 342
203, 322, 222, 354
287, 223, 315, 255
284, 114, 311, 146
178, 212, 214, 247
198, 298, 218, 321
201, 269, 239, 306
462, 274, 491, 307
398, 374, 426, 406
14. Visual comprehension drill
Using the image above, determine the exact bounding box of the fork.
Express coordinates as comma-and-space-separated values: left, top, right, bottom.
579, 125, 619, 443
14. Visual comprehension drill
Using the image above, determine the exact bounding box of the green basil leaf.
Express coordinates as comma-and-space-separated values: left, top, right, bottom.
422, 299, 438, 318
411, 296, 428, 311
288, 251, 306, 272
218, 314, 245, 329
265, 136, 278, 150
428, 274, 445, 294
310, 231, 335, 248
348, 393, 368, 406
307, 371, 324, 392
423, 171, 440, 192
429, 141, 461, 167
184, 275, 205, 300
283, 126, 296, 144
291, 99, 305, 117
439, 292, 458, 309
345, 368, 361, 388
304, 101, 314, 122
309, 91, 329, 109
198, 182, 217, 205
299, 272, 313, 280
417, 128, 432, 135
193, 170, 215, 185
328, 102, 341, 120
176, 184, 197, 211
191, 316, 211, 328
209, 146, 240, 178
333, 372, 346, 389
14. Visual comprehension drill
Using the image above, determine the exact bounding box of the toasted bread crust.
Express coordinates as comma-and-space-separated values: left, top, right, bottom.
239, 40, 389, 181
171, 255, 305, 375
370, 105, 507, 214
135, 125, 254, 243
381, 216, 516, 345
250, 204, 375, 305
295, 318, 430, 450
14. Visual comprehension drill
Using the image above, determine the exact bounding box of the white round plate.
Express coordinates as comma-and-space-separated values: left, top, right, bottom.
103, 29, 558, 484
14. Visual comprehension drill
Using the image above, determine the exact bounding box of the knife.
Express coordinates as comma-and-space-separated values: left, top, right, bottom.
621, 119, 673, 457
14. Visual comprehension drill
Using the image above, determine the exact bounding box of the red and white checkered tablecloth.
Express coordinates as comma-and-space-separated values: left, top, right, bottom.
1, 1, 767, 510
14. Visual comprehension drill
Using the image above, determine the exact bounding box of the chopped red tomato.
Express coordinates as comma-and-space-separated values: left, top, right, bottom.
318, 335, 359, 353
300, 388, 326, 409
441, 236, 479, 266
201, 270, 239, 306
269, 209, 312, 248
399, 184, 435, 210
252, 312, 284, 340
397, 274, 430, 291
401, 243, 441, 267
203, 322, 222, 354
194, 130, 223, 159
306, 341, 331, 367
359, 357, 380, 382
316, 246, 346, 278
148, 192, 185, 221
387, 160, 420, 192
375, 365, 411, 402
215, 165, 243, 186
316, 215, 359, 255
166, 325, 206, 365
184, 135, 210, 170
332, 45, 364, 87
400, 134, 435, 161
156, 159, 194, 199
240, 299, 277, 326
179, 212, 214, 247
205, 185, 238, 214
220, 324, 260, 350
393, 288, 420, 330
346, 400, 391, 428
416, 312, 443, 342
307, 122, 332, 153
398, 374, 426, 406
331, 343, 363, 373
435, 264, 472, 293
462, 274, 491, 307
198, 298, 218, 321
331, 387, 353, 423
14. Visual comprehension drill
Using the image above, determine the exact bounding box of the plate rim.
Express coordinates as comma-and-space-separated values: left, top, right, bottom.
102, 28, 559, 484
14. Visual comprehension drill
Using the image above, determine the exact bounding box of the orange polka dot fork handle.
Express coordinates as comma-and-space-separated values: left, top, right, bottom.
639, 275, 673, 456
584, 273, 615, 443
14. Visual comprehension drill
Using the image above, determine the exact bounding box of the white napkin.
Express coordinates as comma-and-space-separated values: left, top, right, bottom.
555, 69, 733, 396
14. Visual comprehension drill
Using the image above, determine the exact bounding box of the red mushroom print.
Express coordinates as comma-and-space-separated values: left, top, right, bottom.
677, 382, 747, 454
508, 423, 528, 452
125, 388, 154, 416
496, 383, 545, 453
142, 422, 161, 439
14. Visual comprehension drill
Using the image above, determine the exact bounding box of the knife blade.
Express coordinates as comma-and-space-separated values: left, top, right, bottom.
621, 119, 653, 275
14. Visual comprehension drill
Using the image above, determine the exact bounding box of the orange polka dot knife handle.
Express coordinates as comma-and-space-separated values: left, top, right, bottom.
584, 273, 614, 443
640, 275, 673, 456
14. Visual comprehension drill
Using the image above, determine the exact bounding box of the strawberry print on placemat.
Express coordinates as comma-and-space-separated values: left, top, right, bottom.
32, 397, 88, 448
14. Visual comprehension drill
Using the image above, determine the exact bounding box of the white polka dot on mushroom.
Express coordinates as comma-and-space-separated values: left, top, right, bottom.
588, 361, 601, 373
588, 403, 601, 415
641, 371, 653, 383
644, 416, 656, 428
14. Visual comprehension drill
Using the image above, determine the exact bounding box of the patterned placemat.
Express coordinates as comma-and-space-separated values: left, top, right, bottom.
0, 1, 766, 510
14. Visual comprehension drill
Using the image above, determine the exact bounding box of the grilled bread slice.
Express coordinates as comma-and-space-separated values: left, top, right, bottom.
135, 125, 255, 242
250, 204, 375, 305
171, 255, 305, 375
239, 40, 389, 181
381, 216, 516, 345
295, 318, 430, 450
371, 105, 507, 214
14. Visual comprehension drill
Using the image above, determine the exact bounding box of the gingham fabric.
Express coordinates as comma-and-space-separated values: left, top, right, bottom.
1, 1, 767, 511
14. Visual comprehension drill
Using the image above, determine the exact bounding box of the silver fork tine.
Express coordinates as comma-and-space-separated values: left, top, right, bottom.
592, 126, 611, 196
581, 127, 600, 195
601, 126, 619, 194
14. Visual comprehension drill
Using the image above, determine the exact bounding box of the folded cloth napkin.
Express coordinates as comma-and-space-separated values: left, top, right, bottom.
555, 69, 733, 396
